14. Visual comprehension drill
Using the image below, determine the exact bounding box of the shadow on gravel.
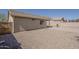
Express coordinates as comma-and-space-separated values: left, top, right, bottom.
0, 34, 22, 49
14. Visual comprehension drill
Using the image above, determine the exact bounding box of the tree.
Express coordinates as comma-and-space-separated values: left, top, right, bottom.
0, 13, 6, 21
61, 17, 65, 22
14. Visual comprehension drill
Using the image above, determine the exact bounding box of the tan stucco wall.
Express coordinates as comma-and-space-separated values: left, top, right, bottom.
14, 17, 47, 32
48, 21, 63, 27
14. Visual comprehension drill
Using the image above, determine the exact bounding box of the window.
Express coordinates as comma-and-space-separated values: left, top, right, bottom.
40, 20, 44, 25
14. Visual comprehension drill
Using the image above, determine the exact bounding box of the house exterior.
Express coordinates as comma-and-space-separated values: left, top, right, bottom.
48, 17, 65, 27
8, 10, 50, 33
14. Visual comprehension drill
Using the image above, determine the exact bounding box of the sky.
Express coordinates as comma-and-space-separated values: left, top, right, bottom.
0, 9, 79, 20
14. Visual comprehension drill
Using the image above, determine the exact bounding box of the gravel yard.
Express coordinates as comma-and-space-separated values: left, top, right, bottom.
14, 27, 79, 49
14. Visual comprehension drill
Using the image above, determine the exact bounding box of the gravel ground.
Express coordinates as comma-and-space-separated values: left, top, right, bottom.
14, 28, 79, 49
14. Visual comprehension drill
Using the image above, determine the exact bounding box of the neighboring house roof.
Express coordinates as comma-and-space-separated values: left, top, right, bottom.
9, 10, 50, 21
50, 17, 64, 21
